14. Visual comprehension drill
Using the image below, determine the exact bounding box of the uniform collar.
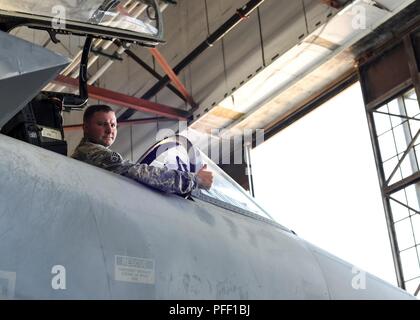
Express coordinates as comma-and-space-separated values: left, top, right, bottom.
81, 137, 111, 149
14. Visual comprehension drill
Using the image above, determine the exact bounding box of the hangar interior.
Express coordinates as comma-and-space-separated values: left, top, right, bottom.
1, 0, 420, 296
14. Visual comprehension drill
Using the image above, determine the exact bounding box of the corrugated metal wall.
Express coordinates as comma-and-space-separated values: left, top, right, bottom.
94, 0, 337, 162
11, 0, 338, 161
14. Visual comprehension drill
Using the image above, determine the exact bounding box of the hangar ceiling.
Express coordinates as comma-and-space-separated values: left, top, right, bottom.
7, 0, 419, 159
189, 0, 416, 136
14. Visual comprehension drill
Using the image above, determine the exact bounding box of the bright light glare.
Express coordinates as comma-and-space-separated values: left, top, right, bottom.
251, 82, 397, 285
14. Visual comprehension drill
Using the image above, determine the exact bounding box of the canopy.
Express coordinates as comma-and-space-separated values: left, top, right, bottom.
0, 0, 163, 45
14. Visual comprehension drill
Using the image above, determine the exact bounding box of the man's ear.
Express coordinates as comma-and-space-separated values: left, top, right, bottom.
83, 122, 89, 135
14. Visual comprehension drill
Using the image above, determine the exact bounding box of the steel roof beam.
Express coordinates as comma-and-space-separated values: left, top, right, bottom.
53, 75, 189, 120
118, 0, 266, 121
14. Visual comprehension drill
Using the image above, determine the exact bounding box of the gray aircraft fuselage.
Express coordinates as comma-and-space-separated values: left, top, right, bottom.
0, 133, 415, 299
0, 12, 415, 300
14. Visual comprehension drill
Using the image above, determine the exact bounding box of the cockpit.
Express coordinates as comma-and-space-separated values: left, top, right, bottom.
136, 134, 283, 229
0, 0, 165, 155
0, 0, 284, 231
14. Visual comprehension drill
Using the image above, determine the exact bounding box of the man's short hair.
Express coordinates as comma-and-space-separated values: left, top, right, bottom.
83, 104, 114, 123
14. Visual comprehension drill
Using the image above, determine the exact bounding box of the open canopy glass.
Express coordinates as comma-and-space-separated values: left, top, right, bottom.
137, 134, 281, 225
0, 0, 163, 45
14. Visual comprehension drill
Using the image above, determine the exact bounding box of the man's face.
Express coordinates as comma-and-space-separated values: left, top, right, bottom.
83, 111, 117, 147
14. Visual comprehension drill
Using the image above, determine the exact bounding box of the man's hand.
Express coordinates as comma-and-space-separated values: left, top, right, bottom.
196, 164, 213, 190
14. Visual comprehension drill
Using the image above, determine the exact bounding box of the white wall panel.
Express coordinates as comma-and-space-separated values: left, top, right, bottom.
153, 0, 208, 109
181, 0, 209, 53
130, 121, 180, 161
223, 12, 264, 93
113, 122, 167, 162
97, 56, 130, 94
303, 0, 338, 34
190, 41, 227, 108
114, 120, 181, 161
259, 0, 308, 65
112, 125, 134, 161
159, 0, 208, 67
124, 46, 156, 98
206, 0, 245, 34
65, 130, 83, 157
156, 69, 189, 110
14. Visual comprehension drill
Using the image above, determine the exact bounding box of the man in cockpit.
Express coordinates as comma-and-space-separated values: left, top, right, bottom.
72, 104, 213, 194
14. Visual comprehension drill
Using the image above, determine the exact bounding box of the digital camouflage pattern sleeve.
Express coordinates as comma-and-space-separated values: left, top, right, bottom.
71, 139, 198, 195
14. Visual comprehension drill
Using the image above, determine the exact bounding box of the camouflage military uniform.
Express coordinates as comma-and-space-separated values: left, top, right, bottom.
71, 138, 198, 195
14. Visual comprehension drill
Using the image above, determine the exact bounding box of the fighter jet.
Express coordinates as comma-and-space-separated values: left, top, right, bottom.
0, 0, 415, 299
